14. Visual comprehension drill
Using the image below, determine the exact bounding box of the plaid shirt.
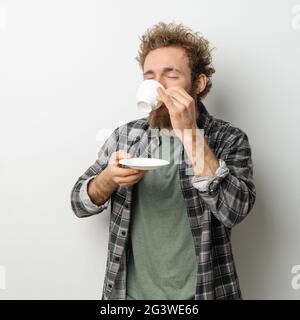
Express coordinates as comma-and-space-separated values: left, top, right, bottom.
70, 102, 256, 300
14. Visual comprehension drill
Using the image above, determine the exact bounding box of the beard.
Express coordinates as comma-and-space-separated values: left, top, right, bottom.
148, 103, 172, 129
147, 84, 199, 130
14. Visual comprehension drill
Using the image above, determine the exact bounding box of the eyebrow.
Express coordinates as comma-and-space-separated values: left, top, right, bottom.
143, 67, 182, 76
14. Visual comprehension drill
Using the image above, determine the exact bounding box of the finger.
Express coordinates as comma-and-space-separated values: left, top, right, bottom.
109, 150, 131, 165
157, 87, 176, 111
165, 88, 191, 106
157, 87, 186, 114
116, 172, 143, 183
168, 98, 185, 114
118, 171, 148, 187
172, 86, 193, 100
159, 93, 185, 114
114, 166, 140, 177
115, 150, 132, 161
157, 86, 191, 104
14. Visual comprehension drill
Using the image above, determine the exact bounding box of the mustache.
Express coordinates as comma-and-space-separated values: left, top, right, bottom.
151, 103, 168, 113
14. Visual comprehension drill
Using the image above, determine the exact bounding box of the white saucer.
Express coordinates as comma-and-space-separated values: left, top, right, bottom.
119, 158, 170, 170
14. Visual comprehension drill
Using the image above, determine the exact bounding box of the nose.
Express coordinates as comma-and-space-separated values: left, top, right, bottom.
153, 76, 166, 89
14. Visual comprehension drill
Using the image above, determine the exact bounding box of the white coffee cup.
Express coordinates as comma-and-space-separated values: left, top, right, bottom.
136, 79, 165, 113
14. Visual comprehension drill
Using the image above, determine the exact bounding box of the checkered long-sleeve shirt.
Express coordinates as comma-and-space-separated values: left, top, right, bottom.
70, 102, 256, 300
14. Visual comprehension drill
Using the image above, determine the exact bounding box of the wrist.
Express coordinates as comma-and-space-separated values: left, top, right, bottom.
97, 168, 118, 191
182, 129, 205, 166
87, 170, 117, 206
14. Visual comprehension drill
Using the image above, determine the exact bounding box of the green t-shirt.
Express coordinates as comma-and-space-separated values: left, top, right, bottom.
126, 128, 197, 300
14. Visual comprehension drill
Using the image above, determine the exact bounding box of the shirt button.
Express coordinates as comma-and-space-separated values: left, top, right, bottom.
209, 186, 215, 194
124, 203, 129, 209
108, 284, 112, 288
121, 231, 126, 236
115, 257, 120, 262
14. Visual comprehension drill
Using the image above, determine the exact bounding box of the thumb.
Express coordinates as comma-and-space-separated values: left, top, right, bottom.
115, 150, 132, 165
118, 150, 132, 159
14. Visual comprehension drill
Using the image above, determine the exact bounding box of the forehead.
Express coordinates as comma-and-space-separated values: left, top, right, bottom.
143, 46, 189, 71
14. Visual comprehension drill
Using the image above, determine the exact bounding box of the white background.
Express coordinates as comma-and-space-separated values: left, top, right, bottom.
0, 0, 299, 299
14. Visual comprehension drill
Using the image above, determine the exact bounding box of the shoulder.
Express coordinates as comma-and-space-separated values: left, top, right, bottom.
207, 114, 252, 150
113, 117, 149, 140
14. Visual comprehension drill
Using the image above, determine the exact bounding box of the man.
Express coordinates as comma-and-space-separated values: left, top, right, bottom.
70, 22, 256, 300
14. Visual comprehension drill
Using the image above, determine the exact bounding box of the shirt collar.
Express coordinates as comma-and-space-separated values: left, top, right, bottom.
136, 101, 211, 158
196, 100, 210, 130
143, 100, 210, 132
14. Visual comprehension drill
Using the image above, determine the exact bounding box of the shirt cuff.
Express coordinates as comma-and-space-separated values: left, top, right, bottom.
79, 176, 110, 213
191, 159, 229, 194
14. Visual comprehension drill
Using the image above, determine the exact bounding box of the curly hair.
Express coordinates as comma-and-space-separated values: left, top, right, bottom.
135, 21, 215, 101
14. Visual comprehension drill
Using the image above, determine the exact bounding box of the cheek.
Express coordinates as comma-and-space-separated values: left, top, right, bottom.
165, 79, 190, 91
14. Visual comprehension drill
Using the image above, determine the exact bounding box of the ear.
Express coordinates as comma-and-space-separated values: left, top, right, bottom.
196, 74, 207, 94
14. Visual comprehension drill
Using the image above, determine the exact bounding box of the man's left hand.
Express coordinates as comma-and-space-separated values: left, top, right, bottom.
156, 86, 198, 140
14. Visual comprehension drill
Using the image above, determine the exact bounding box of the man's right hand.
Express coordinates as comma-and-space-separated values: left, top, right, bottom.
104, 150, 148, 188
87, 150, 147, 206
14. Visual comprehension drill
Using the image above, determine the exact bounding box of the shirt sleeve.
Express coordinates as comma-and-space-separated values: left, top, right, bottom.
70, 128, 118, 218
79, 175, 111, 213
191, 130, 256, 228
191, 159, 229, 193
